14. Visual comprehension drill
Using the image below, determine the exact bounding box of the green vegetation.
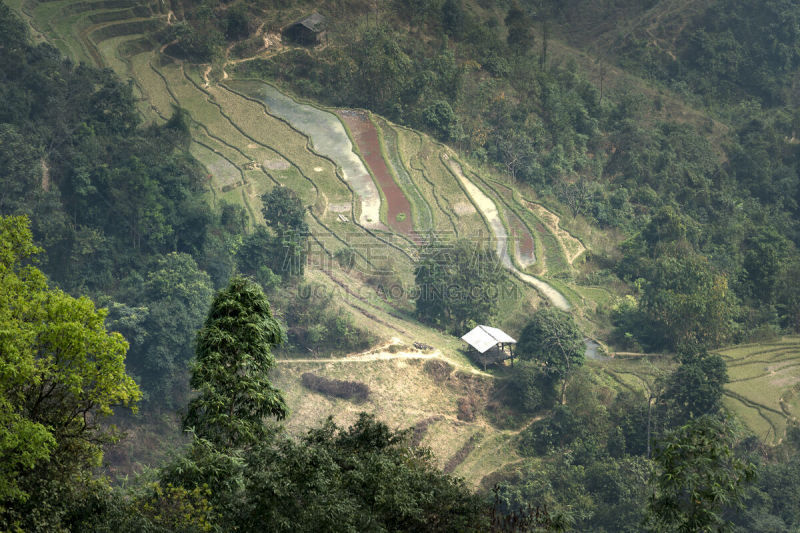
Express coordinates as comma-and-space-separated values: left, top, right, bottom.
517, 308, 586, 405
0, 215, 140, 528
184, 277, 288, 447
647, 415, 756, 532
415, 238, 507, 333
7, 0, 800, 530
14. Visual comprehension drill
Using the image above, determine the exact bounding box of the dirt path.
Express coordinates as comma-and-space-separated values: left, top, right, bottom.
279, 338, 493, 377
278, 350, 439, 364
445, 157, 571, 311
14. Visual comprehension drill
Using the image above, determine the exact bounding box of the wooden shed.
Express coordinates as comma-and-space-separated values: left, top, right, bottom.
283, 13, 327, 46
461, 325, 516, 370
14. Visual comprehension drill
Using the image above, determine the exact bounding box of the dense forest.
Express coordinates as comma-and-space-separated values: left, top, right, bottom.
3, 0, 800, 531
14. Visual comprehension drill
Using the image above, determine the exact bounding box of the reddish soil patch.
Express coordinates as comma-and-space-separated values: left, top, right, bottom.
337, 110, 416, 239
508, 212, 535, 264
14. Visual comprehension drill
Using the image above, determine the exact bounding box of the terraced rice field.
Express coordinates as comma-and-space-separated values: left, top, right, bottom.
337, 110, 416, 239
507, 211, 536, 268
227, 79, 384, 229
374, 118, 434, 235
718, 337, 800, 444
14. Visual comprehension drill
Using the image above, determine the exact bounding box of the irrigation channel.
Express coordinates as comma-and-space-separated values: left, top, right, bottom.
446, 159, 571, 311
226, 80, 383, 228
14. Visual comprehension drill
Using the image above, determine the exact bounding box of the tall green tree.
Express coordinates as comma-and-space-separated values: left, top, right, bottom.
414, 238, 506, 332
184, 277, 287, 448
517, 308, 585, 405
662, 348, 729, 426
260, 186, 308, 277
647, 415, 756, 533
0, 215, 140, 527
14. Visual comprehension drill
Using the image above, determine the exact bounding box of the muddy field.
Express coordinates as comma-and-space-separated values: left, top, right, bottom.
337, 111, 416, 238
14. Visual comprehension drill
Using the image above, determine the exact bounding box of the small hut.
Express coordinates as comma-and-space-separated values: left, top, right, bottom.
461, 325, 516, 370
283, 13, 327, 46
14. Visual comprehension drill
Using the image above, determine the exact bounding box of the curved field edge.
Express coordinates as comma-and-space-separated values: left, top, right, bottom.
716, 337, 800, 444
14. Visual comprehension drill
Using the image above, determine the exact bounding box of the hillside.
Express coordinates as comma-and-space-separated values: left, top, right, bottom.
5, 0, 800, 530
5, 0, 616, 486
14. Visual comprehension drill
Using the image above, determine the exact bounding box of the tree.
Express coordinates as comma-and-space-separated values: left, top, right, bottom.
662, 348, 729, 426
261, 186, 307, 234
260, 186, 308, 277
184, 277, 287, 448
640, 254, 736, 350
777, 259, 800, 331
422, 99, 460, 140
414, 238, 506, 332
505, 3, 535, 54
235, 226, 282, 289
507, 360, 551, 413
242, 414, 487, 531
517, 308, 585, 404
110, 252, 214, 405
557, 178, 593, 219
223, 5, 252, 40
441, 0, 467, 38
0, 215, 140, 526
647, 415, 756, 532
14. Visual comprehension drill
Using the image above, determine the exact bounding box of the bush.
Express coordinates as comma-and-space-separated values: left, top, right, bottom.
519, 406, 585, 456
301, 373, 370, 402
424, 359, 453, 383
334, 247, 356, 271
457, 395, 478, 421
506, 361, 554, 413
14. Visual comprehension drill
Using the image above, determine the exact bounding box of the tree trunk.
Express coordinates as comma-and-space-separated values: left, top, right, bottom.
646, 393, 654, 458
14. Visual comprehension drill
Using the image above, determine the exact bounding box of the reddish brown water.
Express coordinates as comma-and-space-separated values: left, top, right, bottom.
337, 111, 416, 239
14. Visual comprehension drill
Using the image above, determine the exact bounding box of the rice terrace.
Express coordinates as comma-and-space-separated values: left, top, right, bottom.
8, 0, 800, 491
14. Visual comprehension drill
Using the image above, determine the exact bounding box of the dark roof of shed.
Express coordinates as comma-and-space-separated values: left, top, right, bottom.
292, 12, 326, 32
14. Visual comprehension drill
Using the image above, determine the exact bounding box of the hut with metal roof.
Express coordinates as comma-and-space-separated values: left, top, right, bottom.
283, 13, 327, 46
461, 325, 516, 370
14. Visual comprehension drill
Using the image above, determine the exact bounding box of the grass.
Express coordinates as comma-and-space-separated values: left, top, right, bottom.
271, 353, 517, 487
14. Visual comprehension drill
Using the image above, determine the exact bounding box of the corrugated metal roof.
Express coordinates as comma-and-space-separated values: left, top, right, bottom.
461, 325, 516, 354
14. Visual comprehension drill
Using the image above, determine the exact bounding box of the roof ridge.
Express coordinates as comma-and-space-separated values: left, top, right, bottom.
477, 324, 499, 342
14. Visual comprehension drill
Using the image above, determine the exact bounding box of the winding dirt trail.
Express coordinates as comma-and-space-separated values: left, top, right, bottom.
278, 351, 439, 364
279, 350, 493, 378
446, 157, 571, 311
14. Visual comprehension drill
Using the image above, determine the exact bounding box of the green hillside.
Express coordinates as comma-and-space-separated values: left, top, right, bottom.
4, 0, 800, 530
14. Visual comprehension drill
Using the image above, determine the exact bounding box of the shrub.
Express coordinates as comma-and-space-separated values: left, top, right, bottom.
457, 395, 478, 421
301, 373, 370, 403
424, 359, 453, 383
